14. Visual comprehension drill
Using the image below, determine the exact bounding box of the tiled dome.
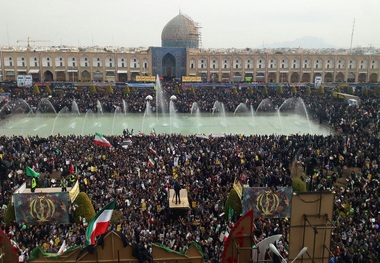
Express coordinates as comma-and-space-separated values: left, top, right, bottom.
161, 14, 200, 48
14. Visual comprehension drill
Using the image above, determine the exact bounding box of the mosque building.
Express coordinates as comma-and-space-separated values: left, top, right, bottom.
0, 13, 379, 84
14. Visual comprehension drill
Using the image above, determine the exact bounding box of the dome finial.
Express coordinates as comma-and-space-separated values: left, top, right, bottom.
179, 8, 181, 15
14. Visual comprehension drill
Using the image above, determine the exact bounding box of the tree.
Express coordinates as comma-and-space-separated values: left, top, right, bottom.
276, 85, 283, 95
306, 86, 311, 95
292, 177, 307, 193
336, 85, 341, 93
347, 86, 354, 95
249, 86, 254, 94
224, 189, 242, 219
232, 86, 238, 95
291, 86, 297, 95
318, 85, 324, 94
110, 210, 123, 225
45, 86, 52, 95
4, 201, 15, 225
33, 84, 40, 95
89, 85, 97, 94
262, 86, 268, 96
191, 86, 195, 95
362, 87, 368, 97
72, 192, 96, 223
175, 85, 180, 95
124, 85, 130, 95
107, 85, 114, 94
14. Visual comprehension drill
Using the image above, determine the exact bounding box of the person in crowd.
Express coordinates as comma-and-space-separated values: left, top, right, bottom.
0, 82, 378, 262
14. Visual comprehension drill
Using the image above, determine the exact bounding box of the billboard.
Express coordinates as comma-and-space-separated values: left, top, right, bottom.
314, 76, 322, 88
135, 75, 156, 82
242, 186, 292, 218
0, 93, 10, 102
182, 76, 201, 82
13, 192, 70, 225
17, 75, 33, 87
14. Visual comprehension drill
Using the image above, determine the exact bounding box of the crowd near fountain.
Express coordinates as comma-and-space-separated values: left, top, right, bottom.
0, 77, 379, 263
0, 79, 328, 137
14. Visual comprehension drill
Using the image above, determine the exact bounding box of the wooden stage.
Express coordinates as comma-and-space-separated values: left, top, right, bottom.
18, 187, 71, 194
168, 189, 190, 209
14, 187, 71, 194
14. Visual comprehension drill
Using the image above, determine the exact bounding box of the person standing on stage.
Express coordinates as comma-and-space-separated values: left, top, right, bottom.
173, 180, 181, 204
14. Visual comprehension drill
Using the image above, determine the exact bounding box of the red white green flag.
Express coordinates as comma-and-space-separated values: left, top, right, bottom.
94, 132, 112, 148
85, 200, 116, 245
151, 128, 156, 137
148, 157, 156, 167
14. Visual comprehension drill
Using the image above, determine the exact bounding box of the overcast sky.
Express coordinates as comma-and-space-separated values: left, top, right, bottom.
1, 0, 379, 49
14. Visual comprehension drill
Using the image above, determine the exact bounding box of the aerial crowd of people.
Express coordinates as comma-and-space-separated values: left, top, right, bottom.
0, 82, 379, 263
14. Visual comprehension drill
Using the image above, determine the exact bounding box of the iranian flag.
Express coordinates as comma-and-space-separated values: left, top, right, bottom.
94, 132, 112, 148
85, 200, 116, 245
151, 128, 156, 137
148, 157, 156, 167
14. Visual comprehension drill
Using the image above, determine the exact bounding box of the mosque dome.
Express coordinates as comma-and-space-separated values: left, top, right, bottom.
161, 13, 200, 48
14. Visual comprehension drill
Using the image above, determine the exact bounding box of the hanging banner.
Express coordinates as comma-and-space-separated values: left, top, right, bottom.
135, 76, 156, 82
241, 187, 292, 218
182, 76, 201, 82
13, 192, 70, 225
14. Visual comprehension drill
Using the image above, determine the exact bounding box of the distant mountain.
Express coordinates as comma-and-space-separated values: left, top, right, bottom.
264, 36, 337, 49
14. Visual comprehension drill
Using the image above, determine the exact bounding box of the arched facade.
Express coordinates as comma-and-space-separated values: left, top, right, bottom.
1, 12, 379, 84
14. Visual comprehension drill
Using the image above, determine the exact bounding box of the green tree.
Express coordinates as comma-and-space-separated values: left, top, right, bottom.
45, 86, 52, 95
291, 86, 297, 95
110, 210, 123, 225
33, 84, 40, 95
107, 85, 114, 94
262, 86, 268, 96
306, 86, 311, 95
191, 86, 195, 95
89, 85, 97, 94
336, 85, 341, 93
224, 189, 242, 219
249, 86, 254, 94
0, 88, 5, 93
124, 85, 130, 95
347, 86, 354, 95
175, 85, 180, 95
276, 85, 283, 95
362, 87, 368, 97
232, 86, 238, 95
4, 201, 15, 225
376, 86, 380, 96
318, 85, 324, 94
72, 192, 96, 224
292, 177, 307, 193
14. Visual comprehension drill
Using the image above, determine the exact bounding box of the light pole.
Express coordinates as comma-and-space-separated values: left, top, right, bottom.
269, 244, 308, 263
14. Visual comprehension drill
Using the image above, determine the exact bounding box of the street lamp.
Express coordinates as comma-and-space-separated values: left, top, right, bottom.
269, 244, 308, 263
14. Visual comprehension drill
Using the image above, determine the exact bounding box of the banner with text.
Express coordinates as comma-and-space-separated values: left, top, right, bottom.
135, 76, 156, 82
13, 192, 70, 225
242, 187, 292, 218
182, 76, 201, 82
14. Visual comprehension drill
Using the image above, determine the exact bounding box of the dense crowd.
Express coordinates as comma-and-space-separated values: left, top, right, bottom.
0, 82, 379, 263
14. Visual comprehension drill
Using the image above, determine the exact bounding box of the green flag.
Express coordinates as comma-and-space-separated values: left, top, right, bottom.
26, 166, 40, 178
228, 206, 234, 218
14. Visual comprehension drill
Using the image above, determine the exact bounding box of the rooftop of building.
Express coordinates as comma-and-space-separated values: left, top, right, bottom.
1, 45, 379, 56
